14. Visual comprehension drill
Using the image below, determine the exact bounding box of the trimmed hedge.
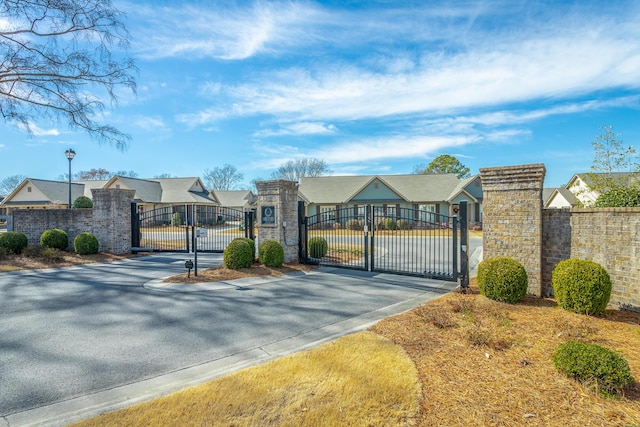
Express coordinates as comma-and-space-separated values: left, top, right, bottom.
233, 237, 256, 259
223, 239, 253, 270
552, 259, 611, 315
72, 196, 93, 208
0, 231, 28, 254
259, 240, 285, 268
553, 340, 634, 396
74, 232, 99, 255
309, 237, 328, 258
477, 257, 528, 304
40, 228, 69, 250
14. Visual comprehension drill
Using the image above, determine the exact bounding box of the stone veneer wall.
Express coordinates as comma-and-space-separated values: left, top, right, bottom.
11, 188, 135, 254
480, 164, 546, 296
255, 180, 299, 263
542, 208, 640, 310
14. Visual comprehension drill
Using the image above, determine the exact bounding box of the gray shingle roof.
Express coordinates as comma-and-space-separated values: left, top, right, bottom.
213, 190, 256, 207
298, 174, 463, 204
1, 178, 85, 205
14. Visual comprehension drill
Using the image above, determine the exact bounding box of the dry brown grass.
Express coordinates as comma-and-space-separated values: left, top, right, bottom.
371, 279, 640, 426
71, 332, 421, 427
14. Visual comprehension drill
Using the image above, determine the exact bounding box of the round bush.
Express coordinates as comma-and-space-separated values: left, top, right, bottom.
259, 240, 285, 268
72, 196, 93, 208
308, 236, 328, 258
552, 259, 611, 315
0, 231, 28, 254
383, 218, 396, 230
232, 237, 255, 259
40, 228, 69, 250
396, 219, 411, 230
477, 257, 528, 304
74, 232, 99, 255
553, 340, 634, 396
223, 239, 253, 270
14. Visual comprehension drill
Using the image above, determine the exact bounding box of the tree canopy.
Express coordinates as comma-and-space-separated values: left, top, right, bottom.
413, 154, 471, 178
270, 158, 330, 181
203, 164, 244, 191
0, 0, 136, 149
588, 126, 640, 207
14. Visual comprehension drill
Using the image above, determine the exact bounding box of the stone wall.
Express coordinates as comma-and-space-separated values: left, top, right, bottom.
255, 180, 299, 263
480, 164, 546, 296
542, 208, 640, 309
11, 188, 135, 254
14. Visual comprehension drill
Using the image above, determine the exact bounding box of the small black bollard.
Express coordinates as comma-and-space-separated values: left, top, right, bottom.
185, 259, 194, 278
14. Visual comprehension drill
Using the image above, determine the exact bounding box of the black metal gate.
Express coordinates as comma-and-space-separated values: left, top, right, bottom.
131, 204, 255, 253
299, 201, 469, 283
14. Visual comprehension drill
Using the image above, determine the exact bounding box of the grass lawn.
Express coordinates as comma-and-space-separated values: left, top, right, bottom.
71, 278, 640, 427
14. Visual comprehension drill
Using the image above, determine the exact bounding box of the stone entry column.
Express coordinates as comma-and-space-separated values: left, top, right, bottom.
91, 188, 136, 254
255, 180, 299, 263
479, 164, 546, 296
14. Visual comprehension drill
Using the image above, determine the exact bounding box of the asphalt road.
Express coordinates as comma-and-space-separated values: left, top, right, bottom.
0, 253, 458, 426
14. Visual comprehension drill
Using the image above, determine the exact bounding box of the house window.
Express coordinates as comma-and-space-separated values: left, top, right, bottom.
374, 183, 379, 189
320, 206, 335, 222
27, 186, 31, 192
386, 205, 395, 218
419, 204, 436, 222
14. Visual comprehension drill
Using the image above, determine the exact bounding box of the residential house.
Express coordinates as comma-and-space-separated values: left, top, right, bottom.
0, 176, 219, 216
211, 190, 257, 212
298, 173, 482, 225
545, 172, 637, 208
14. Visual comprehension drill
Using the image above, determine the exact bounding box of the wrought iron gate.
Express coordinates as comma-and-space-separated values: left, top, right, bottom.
299, 202, 468, 283
131, 204, 255, 253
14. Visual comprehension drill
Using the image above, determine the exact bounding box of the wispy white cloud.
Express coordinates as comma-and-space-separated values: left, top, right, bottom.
16, 122, 60, 137
253, 122, 337, 137
133, 116, 167, 131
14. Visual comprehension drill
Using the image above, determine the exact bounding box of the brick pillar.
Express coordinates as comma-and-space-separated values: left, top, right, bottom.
255, 180, 299, 263
479, 164, 546, 296
91, 188, 136, 254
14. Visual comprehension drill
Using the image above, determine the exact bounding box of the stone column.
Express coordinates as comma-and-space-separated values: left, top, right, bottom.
255, 180, 299, 263
479, 164, 546, 296
91, 188, 136, 254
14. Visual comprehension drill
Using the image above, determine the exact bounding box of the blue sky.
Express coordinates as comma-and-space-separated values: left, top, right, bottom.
1, 0, 640, 189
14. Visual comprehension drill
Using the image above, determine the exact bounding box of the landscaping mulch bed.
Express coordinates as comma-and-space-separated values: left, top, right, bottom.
163, 263, 318, 284
0, 252, 142, 272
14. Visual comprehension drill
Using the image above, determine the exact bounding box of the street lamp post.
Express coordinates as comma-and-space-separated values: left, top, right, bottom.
65, 148, 76, 209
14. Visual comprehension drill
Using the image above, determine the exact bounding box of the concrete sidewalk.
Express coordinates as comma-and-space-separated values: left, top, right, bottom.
1, 256, 458, 427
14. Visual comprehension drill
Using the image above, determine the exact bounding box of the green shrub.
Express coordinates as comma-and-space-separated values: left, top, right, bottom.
40, 228, 69, 250
0, 246, 7, 260
0, 231, 28, 254
477, 257, 528, 304
223, 239, 253, 270
41, 247, 63, 262
74, 232, 99, 255
594, 186, 640, 207
553, 340, 634, 396
259, 240, 285, 268
232, 237, 255, 259
346, 219, 363, 231
171, 212, 182, 227
552, 259, 611, 315
383, 218, 396, 230
308, 236, 328, 258
23, 245, 42, 258
72, 196, 93, 208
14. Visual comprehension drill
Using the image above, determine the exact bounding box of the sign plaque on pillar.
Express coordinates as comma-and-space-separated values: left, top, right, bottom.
261, 205, 276, 226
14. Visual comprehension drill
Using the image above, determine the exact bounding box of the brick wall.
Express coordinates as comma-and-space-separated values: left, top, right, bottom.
542, 208, 640, 309
11, 188, 135, 254
541, 208, 571, 296
255, 180, 299, 263
480, 164, 546, 296
12, 209, 93, 250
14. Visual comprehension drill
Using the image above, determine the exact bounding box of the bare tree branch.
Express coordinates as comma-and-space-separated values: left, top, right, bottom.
0, 0, 136, 149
